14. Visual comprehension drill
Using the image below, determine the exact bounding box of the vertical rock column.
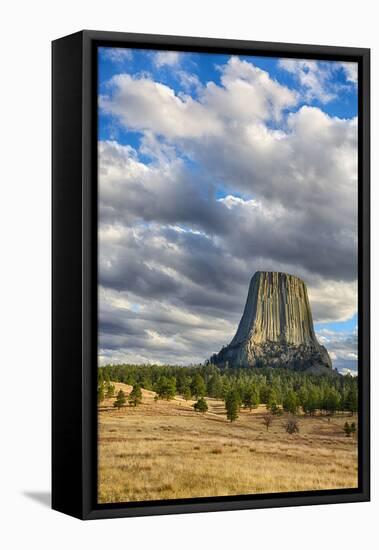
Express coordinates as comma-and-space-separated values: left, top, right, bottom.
214, 271, 332, 371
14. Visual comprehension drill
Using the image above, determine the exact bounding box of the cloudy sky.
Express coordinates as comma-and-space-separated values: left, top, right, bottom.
98, 47, 358, 375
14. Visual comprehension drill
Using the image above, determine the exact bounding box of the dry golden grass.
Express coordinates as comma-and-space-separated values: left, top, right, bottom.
98, 382, 358, 503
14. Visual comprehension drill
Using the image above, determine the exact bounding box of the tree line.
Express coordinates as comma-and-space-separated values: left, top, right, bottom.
98, 363, 358, 419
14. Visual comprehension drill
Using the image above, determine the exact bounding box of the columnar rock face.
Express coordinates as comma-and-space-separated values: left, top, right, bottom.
212, 271, 333, 373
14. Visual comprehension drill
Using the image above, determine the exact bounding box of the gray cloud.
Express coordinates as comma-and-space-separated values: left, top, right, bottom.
317, 329, 358, 374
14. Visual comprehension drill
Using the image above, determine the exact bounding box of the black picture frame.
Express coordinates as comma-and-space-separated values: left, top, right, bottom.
52, 30, 370, 520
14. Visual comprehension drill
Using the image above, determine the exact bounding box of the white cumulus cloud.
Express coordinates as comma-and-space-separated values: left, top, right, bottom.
153, 50, 181, 67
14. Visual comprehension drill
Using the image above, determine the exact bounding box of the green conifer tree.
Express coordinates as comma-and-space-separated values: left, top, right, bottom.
283, 390, 299, 415
128, 384, 142, 407
114, 389, 126, 410
97, 383, 105, 404
225, 390, 240, 422
105, 382, 115, 398
191, 374, 206, 398
183, 387, 192, 401
243, 385, 259, 411
193, 397, 208, 413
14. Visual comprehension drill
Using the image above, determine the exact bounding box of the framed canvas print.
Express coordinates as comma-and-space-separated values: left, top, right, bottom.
52, 30, 370, 519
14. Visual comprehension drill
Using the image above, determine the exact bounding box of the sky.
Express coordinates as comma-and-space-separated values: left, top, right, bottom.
98, 46, 358, 375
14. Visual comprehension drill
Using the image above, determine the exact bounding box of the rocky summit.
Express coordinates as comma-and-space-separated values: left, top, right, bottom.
211, 271, 333, 374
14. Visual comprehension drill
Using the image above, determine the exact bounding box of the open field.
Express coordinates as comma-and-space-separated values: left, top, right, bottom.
98, 382, 358, 503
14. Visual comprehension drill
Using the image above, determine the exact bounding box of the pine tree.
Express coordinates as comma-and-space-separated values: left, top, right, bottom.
98, 368, 104, 385
104, 370, 110, 384
283, 390, 299, 415
155, 377, 176, 400
208, 373, 223, 398
344, 388, 358, 415
243, 385, 259, 411
97, 383, 105, 404
324, 387, 341, 416
114, 389, 126, 410
193, 397, 208, 414
266, 388, 282, 415
178, 375, 192, 396
269, 402, 283, 416
183, 387, 192, 401
191, 374, 206, 398
259, 384, 270, 404
225, 390, 240, 422
105, 382, 115, 398
302, 387, 320, 416
128, 384, 142, 407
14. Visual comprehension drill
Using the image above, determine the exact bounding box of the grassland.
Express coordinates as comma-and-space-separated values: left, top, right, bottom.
98, 382, 358, 503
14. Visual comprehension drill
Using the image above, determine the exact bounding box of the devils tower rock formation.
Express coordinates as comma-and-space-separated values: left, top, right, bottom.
212, 271, 333, 374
